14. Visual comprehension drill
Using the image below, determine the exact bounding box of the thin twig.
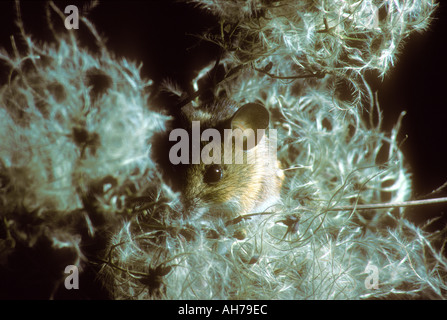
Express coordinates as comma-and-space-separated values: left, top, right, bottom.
328, 197, 447, 212
419, 180, 447, 199
254, 66, 325, 80
232, 197, 447, 225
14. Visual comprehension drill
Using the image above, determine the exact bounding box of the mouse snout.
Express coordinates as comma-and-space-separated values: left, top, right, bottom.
181, 191, 241, 221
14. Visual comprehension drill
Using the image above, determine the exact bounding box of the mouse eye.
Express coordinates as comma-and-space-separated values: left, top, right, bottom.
204, 165, 223, 184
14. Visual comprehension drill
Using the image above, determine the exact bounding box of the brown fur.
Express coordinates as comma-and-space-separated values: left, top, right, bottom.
178, 100, 284, 219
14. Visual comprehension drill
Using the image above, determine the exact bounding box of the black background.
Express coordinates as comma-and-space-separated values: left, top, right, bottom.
0, 0, 446, 225
3, 0, 445, 227
1, 0, 446, 225
0, 0, 446, 299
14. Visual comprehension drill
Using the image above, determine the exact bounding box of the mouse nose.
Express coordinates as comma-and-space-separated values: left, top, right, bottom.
181, 196, 206, 218
185, 205, 209, 220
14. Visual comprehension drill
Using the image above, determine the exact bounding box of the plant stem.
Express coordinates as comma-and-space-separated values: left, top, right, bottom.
329, 197, 447, 211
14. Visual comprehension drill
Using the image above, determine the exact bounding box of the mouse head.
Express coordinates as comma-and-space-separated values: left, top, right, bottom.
169, 101, 279, 220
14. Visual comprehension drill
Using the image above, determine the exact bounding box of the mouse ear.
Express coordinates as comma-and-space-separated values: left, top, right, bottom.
230, 103, 269, 150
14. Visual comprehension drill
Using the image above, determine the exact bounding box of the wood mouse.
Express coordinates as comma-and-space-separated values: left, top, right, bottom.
162, 99, 284, 220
